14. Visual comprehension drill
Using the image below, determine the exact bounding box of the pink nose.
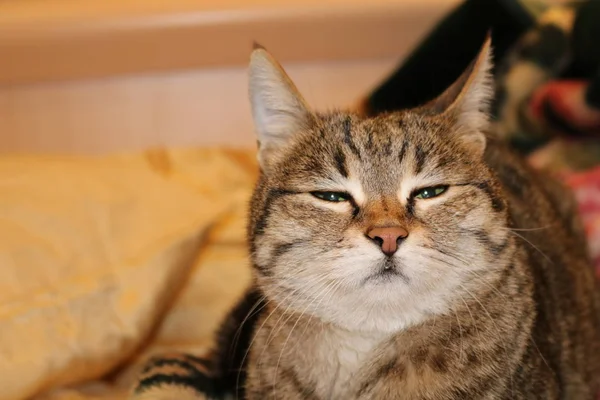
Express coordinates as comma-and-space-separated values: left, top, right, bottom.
366, 226, 409, 256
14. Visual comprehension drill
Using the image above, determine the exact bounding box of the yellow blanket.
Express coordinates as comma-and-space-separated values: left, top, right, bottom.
0, 148, 257, 400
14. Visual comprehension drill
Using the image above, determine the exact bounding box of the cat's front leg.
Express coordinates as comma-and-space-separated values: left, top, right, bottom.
129, 353, 231, 400
129, 287, 263, 400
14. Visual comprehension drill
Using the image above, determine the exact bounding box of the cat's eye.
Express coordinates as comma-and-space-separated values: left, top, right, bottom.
311, 191, 351, 202
413, 186, 448, 200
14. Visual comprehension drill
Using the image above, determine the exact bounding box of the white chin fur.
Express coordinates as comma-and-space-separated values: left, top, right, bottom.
263, 239, 488, 334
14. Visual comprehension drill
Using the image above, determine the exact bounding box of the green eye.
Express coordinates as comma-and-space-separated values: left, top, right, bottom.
413, 186, 448, 200
311, 191, 351, 202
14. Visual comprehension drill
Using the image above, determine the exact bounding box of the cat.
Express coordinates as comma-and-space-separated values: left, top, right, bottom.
131, 37, 600, 400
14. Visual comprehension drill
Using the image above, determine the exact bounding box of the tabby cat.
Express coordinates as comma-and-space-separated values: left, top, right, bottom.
132, 38, 600, 399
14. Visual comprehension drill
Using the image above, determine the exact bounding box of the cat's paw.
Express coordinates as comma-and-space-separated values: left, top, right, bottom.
129, 353, 225, 400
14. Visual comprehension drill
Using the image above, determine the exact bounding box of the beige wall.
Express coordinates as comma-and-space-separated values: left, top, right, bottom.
0, 58, 399, 154
0, 0, 459, 154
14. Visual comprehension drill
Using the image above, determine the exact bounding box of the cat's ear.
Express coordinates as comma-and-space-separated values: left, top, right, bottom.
249, 44, 314, 169
427, 35, 494, 157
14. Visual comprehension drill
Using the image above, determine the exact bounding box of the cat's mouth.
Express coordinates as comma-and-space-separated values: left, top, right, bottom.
362, 259, 409, 285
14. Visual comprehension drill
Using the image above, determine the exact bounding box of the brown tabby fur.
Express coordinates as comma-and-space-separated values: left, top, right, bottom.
244, 132, 600, 398
131, 39, 600, 400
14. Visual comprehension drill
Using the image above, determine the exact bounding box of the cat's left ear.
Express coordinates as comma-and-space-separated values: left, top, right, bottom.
248, 44, 315, 170
427, 35, 494, 157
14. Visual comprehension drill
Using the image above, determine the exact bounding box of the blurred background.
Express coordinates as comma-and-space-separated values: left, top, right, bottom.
0, 0, 459, 154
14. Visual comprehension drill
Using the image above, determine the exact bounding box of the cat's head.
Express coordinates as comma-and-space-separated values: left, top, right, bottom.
247, 39, 511, 333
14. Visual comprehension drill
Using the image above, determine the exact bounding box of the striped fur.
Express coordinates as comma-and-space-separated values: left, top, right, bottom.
132, 354, 218, 400
131, 39, 600, 399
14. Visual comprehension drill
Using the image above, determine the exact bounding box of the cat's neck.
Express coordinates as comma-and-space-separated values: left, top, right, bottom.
257, 267, 523, 399
278, 310, 390, 398
250, 304, 389, 397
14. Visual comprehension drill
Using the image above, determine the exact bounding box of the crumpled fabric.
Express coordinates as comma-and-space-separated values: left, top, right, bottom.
0, 148, 256, 400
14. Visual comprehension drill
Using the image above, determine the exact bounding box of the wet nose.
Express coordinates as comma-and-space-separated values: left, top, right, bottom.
366, 226, 409, 256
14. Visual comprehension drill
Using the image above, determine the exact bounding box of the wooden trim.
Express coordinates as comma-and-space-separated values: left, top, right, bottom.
0, 0, 459, 85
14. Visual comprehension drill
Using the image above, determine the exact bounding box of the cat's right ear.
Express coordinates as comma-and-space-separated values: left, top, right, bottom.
425, 35, 494, 158
249, 44, 314, 170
